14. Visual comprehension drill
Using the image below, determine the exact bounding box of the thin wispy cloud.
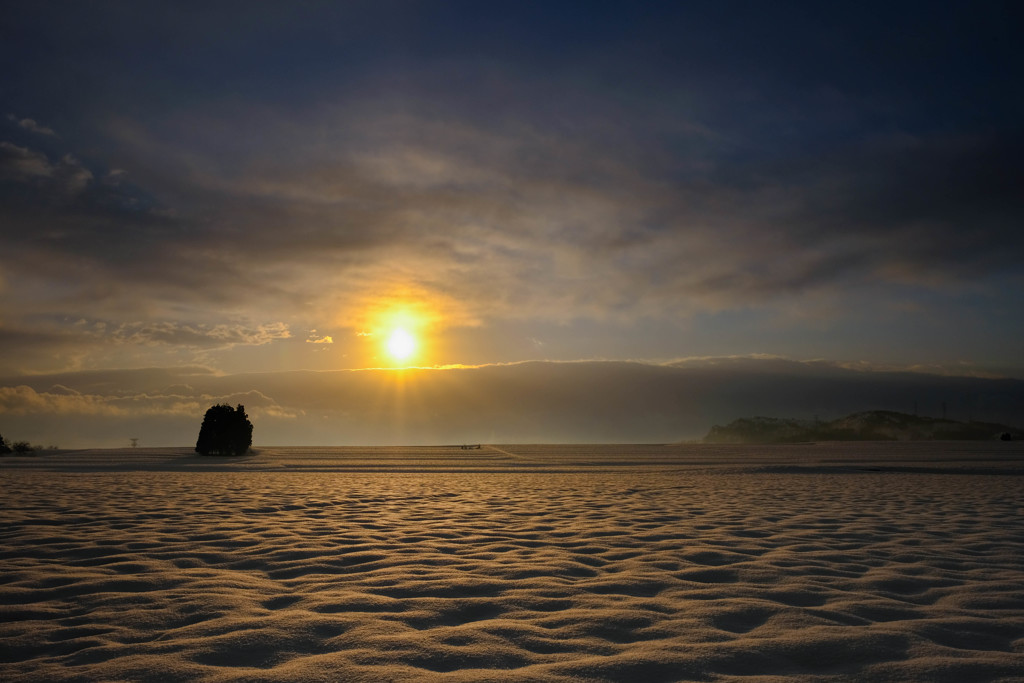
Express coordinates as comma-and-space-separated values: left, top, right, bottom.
7, 114, 57, 137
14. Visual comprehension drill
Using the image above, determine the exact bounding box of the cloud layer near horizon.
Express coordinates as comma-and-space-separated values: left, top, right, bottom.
3, 358, 1022, 449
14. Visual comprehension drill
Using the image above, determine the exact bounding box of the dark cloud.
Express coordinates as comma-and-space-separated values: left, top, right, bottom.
84, 105, 1022, 322
2, 101, 1021, 322
0, 2, 1020, 378
775, 133, 1024, 276
0, 140, 168, 255
630, 131, 1024, 306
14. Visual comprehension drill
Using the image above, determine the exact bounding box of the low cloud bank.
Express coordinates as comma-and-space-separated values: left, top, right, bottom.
2, 359, 1022, 448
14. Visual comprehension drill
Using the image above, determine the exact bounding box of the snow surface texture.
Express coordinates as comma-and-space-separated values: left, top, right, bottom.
2, 442, 1024, 682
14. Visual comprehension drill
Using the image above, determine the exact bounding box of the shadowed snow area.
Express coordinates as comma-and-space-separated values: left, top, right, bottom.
2, 443, 1024, 681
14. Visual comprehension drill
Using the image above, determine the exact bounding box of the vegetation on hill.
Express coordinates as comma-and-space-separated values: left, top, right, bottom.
704, 410, 1024, 444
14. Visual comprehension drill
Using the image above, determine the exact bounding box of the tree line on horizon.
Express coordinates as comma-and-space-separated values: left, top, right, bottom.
0, 434, 57, 455
0, 433, 31, 454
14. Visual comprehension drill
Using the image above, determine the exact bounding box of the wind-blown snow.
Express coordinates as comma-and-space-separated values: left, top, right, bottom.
3, 442, 1023, 681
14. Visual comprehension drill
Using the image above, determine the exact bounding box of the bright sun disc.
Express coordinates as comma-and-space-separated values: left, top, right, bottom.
386, 328, 416, 362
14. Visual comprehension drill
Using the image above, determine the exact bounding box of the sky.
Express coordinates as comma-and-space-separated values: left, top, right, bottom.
1, 1, 1022, 447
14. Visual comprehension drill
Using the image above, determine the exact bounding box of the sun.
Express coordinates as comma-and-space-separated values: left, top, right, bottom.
358, 299, 434, 366
386, 327, 417, 363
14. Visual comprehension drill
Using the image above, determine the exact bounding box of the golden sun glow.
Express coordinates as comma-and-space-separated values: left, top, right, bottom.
386, 327, 416, 362
353, 294, 447, 366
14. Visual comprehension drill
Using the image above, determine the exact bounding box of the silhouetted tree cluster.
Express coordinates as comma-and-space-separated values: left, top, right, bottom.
0, 434, 35, 455
195, 404, 253, 456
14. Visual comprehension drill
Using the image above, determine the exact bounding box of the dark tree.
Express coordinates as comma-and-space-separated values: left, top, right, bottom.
195, 404, 253, 456
0, 433, 10, 454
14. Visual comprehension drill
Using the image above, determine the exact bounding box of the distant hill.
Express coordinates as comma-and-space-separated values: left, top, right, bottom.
704, 410, 1024, 444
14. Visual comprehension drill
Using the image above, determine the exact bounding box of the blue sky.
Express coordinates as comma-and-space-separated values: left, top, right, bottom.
1, 2, 1022, 445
